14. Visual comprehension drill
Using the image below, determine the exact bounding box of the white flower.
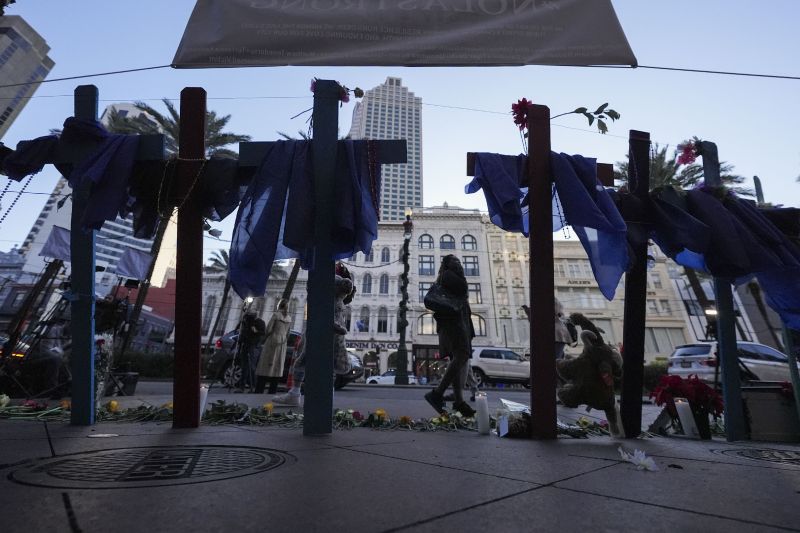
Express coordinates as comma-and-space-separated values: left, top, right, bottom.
0, 394, 9, 408
618, 446, 658, 471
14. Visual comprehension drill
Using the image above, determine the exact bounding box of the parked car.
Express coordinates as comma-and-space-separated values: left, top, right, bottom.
667, 341, 798, 383
205, 331, 364, 390
470, 346, 530, 387
367, 369, 418, 385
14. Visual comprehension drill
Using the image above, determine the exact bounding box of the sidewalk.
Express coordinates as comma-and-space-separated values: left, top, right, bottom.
1, 392, 799, 532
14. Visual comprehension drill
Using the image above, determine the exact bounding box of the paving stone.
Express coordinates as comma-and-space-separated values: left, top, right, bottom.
0, 442, 536, 533
556, 459, 800, 530
408, 485, 790, 533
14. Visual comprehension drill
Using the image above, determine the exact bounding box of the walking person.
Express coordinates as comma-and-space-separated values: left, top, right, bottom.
554, 296, 575, 360
272, 262, 355, 406
522, 298, 576, 361
254, 299, 292, 394
423, 255, 476, 417
238, 311, 266, 391
444, 362, 479, 405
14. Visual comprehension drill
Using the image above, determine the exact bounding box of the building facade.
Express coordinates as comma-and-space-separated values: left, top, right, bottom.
0, 15, 54, 139
196, 205, 775, 383
348, 77, 422, 222
484, 226, 693, 363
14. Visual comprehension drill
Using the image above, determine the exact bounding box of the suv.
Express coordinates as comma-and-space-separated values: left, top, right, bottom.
667, 341, 797, 383
470, 347, 530, 387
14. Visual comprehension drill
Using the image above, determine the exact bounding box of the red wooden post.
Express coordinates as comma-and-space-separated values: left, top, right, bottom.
173, 87, 206, 428
620, 130, 650, 438
528, 104, 557, 439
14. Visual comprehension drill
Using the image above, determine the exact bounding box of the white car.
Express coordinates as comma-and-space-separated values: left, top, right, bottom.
470, 347, 530, 387
667, 342, 798, 383
366, 369, 418, 385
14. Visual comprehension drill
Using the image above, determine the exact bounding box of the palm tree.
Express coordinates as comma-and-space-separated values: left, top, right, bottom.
614, 143, 755, 341
111, 101, 252, 356
614, 144, 754, 197
204, 249, 231, 356
106, 99, 252, 158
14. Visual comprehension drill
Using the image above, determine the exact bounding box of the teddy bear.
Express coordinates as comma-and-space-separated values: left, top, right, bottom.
333, 264, 356, 374
556, 313, 624, 437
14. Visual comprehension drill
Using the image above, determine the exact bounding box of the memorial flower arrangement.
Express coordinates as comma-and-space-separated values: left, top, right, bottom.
0, 398, 601, 438
650, 374, 724, 418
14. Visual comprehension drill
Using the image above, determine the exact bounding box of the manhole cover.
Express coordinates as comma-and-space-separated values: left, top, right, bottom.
715, 448, 800, 466
9, 446, 290, 489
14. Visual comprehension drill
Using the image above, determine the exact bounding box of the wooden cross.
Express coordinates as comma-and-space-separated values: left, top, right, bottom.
466, 111, 649, 439
237, 81, 406, 434
57, 85, 165, 425
699, 141, 746, 441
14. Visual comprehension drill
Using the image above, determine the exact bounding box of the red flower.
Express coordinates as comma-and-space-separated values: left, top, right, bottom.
677, 141, 697, 165
352, 410, 363, 421
511, 98, 533, 130
650, 374, 723, 417
22, 399, 47, 410
310, 78, 351, 103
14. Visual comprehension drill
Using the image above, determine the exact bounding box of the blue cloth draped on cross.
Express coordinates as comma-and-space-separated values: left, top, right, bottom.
228, 140, 381, 299
467, 151, 800, 329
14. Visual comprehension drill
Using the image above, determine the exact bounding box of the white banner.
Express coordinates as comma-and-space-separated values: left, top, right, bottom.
173, 0, 636, 68
116, 247, 152, 281
39, 226, 71, 262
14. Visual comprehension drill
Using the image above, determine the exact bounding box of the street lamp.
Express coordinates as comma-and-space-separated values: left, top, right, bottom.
395, 208, 413, 384
704, 307, 718, 340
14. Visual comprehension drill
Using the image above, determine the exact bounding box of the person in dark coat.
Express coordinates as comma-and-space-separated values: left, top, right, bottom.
239, 311, 266, 391
424, 255, 476, 418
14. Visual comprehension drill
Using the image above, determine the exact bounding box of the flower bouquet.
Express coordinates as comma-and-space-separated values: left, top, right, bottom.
650, 375, 724, 439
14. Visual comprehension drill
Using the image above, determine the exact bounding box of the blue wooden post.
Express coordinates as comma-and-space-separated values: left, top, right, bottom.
304, 80, 339, 435
70, 85, 98, 425
700, 141, 746, 441
237, 119, 405, 436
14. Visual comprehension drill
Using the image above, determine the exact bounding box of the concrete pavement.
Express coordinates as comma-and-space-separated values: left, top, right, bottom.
1, 385, 799, 532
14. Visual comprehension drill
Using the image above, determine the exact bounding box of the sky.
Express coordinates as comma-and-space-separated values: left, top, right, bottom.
2, 0, 799, 259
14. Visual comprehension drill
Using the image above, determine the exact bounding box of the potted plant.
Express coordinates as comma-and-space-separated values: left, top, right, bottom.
650, 375, 724, 439
741, 381, 800, 442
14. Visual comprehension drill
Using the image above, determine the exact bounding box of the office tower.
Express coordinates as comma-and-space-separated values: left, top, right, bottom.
348, 77, 422, 221
0, 15, 54, 139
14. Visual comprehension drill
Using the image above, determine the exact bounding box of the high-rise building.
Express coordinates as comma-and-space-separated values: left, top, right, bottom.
348, 77, 422, 222
0, 15, 54, 140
